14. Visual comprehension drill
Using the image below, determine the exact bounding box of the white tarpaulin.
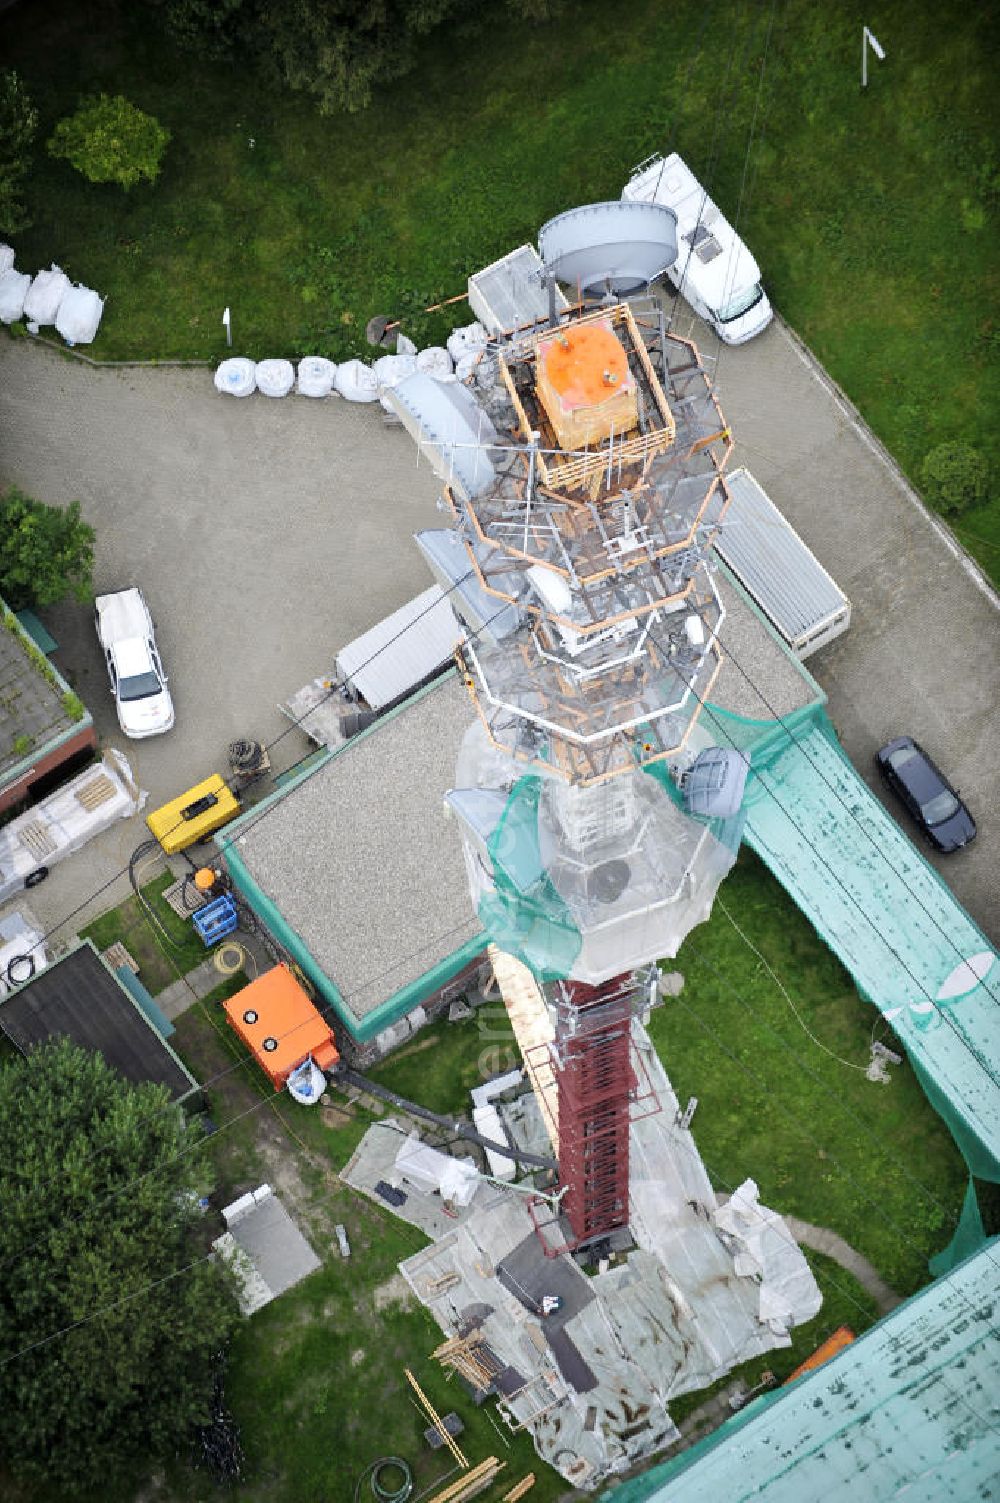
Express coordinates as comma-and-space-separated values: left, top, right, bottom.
394, 1131, 479, 1207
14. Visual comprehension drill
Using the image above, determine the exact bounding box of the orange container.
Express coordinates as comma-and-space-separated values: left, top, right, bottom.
223, 964, 339, 1089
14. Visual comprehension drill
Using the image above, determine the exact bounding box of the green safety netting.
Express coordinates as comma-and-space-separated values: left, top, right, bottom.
476, 773, 583, 980
691, 696, 1000, 1271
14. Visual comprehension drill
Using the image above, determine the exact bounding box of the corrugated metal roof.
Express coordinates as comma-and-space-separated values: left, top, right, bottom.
714, 468, 848, 648
467, 243, 554, 333
335, 586, 462, 710
605, 1244, 1000, 1503
414, 529, 520, 643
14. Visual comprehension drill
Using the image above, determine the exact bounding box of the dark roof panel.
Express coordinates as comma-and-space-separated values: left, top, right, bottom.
0, 943, 198, 1102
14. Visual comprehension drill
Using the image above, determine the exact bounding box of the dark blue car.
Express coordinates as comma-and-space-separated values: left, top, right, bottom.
875, 737, 976, 853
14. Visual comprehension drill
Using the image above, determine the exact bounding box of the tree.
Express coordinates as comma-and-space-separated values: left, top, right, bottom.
0, 68, 38, 235
920, 441, 989, 518
47, 93, 170, 190
0, 486, 95, 609
148, 0, 561, 114
0, 1040, 239, 1491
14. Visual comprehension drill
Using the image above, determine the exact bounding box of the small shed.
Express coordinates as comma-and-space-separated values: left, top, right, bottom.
223, 964, 339, 1090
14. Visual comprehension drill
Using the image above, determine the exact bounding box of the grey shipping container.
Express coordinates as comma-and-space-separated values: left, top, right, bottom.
714, 467, 851, 659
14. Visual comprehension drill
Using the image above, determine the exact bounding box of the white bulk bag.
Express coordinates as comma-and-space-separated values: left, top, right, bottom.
54, 283, 104, 345
214, 357, 257, 397
255, 358, 295, 398
296, 355, 338, 398
446, 321, 488, 363
395, 332, 417, 356
0, 269, 30, 325
0, 245, 15, 276
334, 359, 379, 403
455, 349, 485, 383
373, 352, 417, 393
416, 346, 453, 379
23, 265, 71, 327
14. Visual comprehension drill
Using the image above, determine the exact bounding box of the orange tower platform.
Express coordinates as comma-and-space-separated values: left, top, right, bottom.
536, 318, 637, 449
223, 964, 339, 1090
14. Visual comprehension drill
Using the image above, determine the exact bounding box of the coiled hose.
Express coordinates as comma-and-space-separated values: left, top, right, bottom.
354, 1457, 413, 1503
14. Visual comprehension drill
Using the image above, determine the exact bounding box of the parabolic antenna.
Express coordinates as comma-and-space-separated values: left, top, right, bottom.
539, 200, 678, 296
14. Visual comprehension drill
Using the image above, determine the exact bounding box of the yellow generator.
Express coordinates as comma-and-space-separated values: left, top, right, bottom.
146, 774, 241, 854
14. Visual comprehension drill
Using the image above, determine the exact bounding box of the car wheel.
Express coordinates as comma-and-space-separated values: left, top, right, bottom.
24, 866, 49, 888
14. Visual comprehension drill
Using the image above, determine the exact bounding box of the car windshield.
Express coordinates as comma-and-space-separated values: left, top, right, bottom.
887, 745, 920, 772
714, 283, 764, 323
921, 790, 960, 826
119, 671, 162, 702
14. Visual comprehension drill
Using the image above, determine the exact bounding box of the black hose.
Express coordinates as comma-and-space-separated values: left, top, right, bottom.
337, 1067, 557, 1171
354, 1457, 412, 1503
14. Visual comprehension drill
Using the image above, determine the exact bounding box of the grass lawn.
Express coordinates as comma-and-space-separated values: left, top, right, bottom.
79, 867, 208, 993
2, 0, 998, 583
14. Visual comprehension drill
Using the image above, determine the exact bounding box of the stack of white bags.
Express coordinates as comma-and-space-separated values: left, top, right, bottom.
213, 321, 489, 402
0, 245, 104, 344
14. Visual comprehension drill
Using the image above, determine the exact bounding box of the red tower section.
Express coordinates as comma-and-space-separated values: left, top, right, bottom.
553, 973, 635, 1245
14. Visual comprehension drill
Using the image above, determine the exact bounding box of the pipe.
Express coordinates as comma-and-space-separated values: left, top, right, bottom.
336, 1067, 557, 1171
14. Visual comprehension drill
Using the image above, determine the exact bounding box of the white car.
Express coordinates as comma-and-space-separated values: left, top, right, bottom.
94, 587, 174, 737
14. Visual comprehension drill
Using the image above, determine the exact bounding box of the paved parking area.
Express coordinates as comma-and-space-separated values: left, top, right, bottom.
0, 338, 443, 936
1, 311, 997, 946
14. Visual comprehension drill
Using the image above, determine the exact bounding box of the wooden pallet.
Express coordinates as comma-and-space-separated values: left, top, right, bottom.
102, 942, 139, 974
18, 820, 56, 861
75, 773, 116, 811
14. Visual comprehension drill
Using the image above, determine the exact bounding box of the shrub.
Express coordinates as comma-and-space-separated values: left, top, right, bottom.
61, 690, 85, 722
0, 68, 38, 234
0, 487, 95, 610
47, 93, 170, 189
920, 442, 989, 517
12, 734, 33, 759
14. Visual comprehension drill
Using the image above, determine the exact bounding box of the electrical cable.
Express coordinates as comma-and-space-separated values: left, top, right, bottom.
713, 893, 869, 1074
669, 642, 1000, 1095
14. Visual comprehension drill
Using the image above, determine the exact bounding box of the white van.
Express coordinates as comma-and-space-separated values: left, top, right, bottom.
622, 153, 772, 344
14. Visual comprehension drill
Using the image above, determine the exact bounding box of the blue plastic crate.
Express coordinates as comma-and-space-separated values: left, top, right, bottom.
192, 894, 239, 947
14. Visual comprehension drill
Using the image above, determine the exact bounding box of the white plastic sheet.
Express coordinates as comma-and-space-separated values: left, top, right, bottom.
54, 283, 104, 345
255, 358, 295, 398
23, 265, 70, 326
296, 355, 338, 397
0, 269, 30, 325
416, 345, 454, 380
0, 245, 14, 276
334, 358, 379, 403
214, 357, 257, 397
